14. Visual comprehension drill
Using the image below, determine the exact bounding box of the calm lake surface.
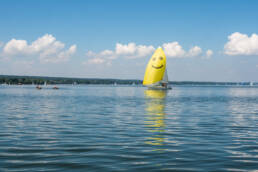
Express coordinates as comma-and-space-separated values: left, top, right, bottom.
0, 85, 257, 171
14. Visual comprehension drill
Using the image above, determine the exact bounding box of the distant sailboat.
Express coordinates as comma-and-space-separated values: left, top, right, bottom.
143, 47, 171, 90
53, 86, 59, 89
36, 85, 42, 89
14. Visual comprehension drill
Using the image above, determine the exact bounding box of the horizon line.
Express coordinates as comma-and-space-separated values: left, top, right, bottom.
0, 74, 257, 83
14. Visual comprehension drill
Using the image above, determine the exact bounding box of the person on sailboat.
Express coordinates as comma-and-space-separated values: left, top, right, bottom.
161, 83, 167, 87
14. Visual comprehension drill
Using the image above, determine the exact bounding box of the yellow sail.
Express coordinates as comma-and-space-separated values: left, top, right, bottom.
143, 47, 166, 86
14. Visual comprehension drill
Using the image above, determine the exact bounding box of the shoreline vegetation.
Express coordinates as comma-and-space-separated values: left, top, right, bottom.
0, 75, 257, 86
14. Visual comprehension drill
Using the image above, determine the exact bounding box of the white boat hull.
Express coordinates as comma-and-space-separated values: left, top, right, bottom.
148, 85, 172, 90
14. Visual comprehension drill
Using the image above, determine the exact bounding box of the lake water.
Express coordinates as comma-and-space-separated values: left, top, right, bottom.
0, 85, 257, 171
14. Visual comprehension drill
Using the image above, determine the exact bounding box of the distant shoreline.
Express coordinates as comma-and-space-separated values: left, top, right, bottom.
0, 75, 257, 86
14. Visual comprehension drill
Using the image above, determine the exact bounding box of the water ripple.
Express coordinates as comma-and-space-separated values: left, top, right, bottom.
0, 86, 258, 171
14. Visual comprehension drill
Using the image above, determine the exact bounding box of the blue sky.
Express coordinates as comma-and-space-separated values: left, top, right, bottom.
0, 0, 258, 81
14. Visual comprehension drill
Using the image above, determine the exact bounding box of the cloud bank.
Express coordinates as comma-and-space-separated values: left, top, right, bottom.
85, 42, 208, 65
85, 42, 155, 65
2, 34, 76, 63
224, 32, 258, 56
162, 42, 202, 58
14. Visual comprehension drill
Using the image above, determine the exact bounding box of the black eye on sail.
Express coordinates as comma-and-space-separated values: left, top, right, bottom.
159, 57, 163, 60
152, 57, 156, 61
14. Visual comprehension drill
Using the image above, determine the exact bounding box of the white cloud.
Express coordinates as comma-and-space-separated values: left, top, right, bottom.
133, 45, 155, 59
116, 43, 136, 55
162, 42, 185, 57
30, 34, 57, 53
85, 42, 155, 65
3, 39, 28, 55
99, 49, 116, 60
187, 46, 202, 57
162, 42, 203, 58
206, 49, 213, 58
85, 41, 209, 65
115, 42, 154, 58
2, 34, 76, 63
41, 44, 77, 63
100, 49, 114, 56
224, 32, 258, 56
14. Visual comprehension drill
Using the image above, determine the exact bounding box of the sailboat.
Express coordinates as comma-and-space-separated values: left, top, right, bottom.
143, 47, 171, 90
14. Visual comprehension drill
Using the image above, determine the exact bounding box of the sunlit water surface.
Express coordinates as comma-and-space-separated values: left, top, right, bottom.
0, 85, 257, 171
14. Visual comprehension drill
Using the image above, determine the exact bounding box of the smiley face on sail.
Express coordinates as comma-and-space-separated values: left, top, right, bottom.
151, 56, 165, 69
143, 47, 167, 86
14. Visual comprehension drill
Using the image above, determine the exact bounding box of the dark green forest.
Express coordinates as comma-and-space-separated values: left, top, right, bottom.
0, 75, 142, 85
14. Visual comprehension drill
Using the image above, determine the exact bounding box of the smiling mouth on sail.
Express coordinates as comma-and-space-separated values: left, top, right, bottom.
152, 65, 163, 69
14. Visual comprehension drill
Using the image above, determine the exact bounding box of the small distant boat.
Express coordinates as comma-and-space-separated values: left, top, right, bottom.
53, 86, 59, 89
36, 85, 42, 89
143, 47, 172, 90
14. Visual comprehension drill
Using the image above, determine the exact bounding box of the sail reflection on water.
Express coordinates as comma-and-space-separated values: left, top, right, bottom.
144, 90, 167, 147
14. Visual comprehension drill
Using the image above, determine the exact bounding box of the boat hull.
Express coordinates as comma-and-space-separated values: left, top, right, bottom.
147, 85, 172, 90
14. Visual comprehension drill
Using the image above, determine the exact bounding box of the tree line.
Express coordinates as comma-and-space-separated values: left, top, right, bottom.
0, 75, 142, 85
0, 75, 256, 86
